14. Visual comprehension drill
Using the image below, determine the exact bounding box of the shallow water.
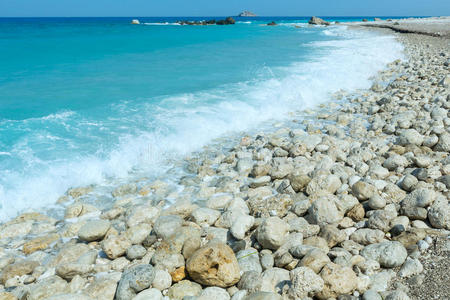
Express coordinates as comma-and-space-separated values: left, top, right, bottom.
0, 17, 404, 221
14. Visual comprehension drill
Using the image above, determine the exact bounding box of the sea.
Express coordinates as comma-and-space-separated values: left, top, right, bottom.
0, 16, 406, 221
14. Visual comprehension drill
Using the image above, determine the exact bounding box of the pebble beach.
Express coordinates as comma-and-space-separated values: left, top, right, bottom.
0, 17, 449, 300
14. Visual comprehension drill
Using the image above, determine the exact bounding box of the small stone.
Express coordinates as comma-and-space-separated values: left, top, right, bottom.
152, 269, 172, 290
306, 174, 341, 196
256, 217, 289, 250
289, 266, 324, 298
112, 183, 137, 197
384, 290, 410, 300
167, 280, 202, 300
260, 253, 274, 271
347, 203, 365, 222
102, 235, 132, 259
243, 292, 282, 300
126, 223, 152, 245
133, 288, 163, 300
170, 266, 186, 283
362, 290, 382, 300
0, 260, 39, 284
428, 198, 450, 229
352, 181, 377, 201
417, 240, 430, 251
400, 174, 418, 191
231, 215, 255, 240
236, 248, 262, 274
186, 241, 240, 287
23, 234, 60, 255
56, 263, 93, 280
398, 257, 423, 278
78, 219, 111, 242
299, 248, 331, 273
153, 215, 183, 240
361, 241, 407, 268
126, 245, 147, 260
28, 275, 68, 300
259, 267, 290, 294
191, 208, 221, 225
317, 263, 358, 299
238, 271, 262, 293
308, 196, 343, 225
116, 264, 155, 300
368, 195, 386, 210
200, 287, 231, 300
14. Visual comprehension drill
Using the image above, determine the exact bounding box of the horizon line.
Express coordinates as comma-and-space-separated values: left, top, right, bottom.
0, 15, 440, 18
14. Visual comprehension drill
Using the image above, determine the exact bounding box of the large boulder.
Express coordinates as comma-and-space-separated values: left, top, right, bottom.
308, 16, 330, 25
186, 241, 240, 287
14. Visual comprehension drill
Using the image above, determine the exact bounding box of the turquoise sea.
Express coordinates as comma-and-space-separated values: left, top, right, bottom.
0, 17, 404, 220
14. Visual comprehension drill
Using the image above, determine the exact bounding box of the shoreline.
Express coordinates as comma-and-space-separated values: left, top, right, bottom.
347, 16, 450, 38
0, 18, 449, 300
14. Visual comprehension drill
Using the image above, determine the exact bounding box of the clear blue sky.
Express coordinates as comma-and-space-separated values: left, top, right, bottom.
1, 0, 449, 17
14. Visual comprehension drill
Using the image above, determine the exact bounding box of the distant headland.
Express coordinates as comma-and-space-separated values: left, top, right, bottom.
238, 11, 257, 17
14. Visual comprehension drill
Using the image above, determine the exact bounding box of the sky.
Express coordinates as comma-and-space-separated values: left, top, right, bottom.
1, 0, 450, 17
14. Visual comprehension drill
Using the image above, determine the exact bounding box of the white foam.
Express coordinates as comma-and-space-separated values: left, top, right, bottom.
143, 22, 181, 26
0, 27, 404, 222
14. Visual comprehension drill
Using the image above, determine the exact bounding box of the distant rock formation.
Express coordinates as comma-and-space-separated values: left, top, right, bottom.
216, 17, 236, 25
176, 17, 235, 26
131, 19, 140, 25
308, 16, 330, 26
238, 11, 257, 17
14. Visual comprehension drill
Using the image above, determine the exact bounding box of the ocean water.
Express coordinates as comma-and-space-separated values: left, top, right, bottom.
0, 17, 404, 221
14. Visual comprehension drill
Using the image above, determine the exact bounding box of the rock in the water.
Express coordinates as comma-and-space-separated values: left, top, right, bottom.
101, 235, 132, 259
56, 262, 93, 280
153, 215, 183, 239
0, 260, 39, 284
361, 241, 407, 268
308, 16, 330, 25
186, 241, 240, 287
116, 264, 155, 300
256, 217, 289, 250
28, 275, 68, 300
78, 219, 110, 242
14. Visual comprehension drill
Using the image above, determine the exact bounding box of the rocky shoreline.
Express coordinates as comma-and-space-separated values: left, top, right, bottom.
0, 21, 449, 300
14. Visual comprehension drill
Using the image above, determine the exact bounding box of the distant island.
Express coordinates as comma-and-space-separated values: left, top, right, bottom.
238, 11, 257, 17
